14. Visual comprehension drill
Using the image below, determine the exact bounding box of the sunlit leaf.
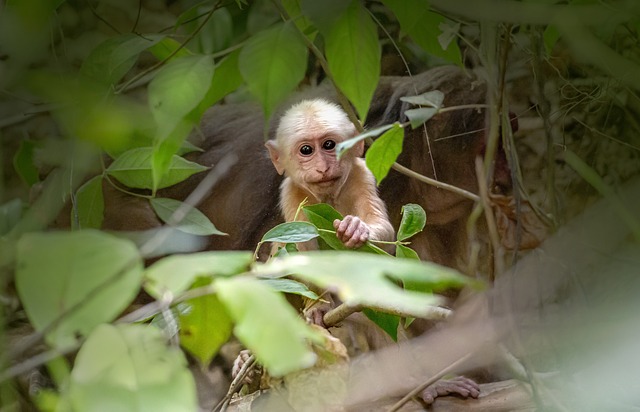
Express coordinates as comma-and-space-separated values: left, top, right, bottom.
396, 244, 420, 260
106, 148, 208, 190
72, 175, 104, 230
144, 251, 253, 299
148, 37, 192, 60
215, 276, 319, 376
400, 90, 445, 108
261, 221, 319, 243
256, 252, 472, 318
324, 0, 380, 121
405, 107, 438, 129
383, 0, 461, 64
13, 139, 39, 186
335, 124, 394, 159
365, 123, 404, 185
239, 21, 308, 118
15, 231, 143, 348
69, 324, 197, 412
397, 203, 426, 241
260, 278, 319, 300
81, 34, 164, 85
179, 278, 232, 365
150, 197, 226, 236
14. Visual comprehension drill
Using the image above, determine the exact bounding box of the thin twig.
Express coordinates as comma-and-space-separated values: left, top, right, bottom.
214, 354, 256, 412
475, 158, 504, 276
386, 353, 473, 412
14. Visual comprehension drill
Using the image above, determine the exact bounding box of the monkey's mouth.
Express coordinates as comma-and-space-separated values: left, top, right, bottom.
314, 177, 340, 186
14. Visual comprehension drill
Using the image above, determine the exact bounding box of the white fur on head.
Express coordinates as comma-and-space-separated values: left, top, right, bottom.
275, 99, 356, 149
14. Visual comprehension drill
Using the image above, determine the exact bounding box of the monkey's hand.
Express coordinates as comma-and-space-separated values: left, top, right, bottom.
333, 215, 370, 249
420, 376, 480, 405
231, 349, 261, 389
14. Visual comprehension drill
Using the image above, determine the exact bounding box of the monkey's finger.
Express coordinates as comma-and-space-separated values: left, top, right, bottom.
342, 216, 362, 239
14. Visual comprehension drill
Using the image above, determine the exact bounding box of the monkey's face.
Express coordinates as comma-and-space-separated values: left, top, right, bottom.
290, 133, 352, 195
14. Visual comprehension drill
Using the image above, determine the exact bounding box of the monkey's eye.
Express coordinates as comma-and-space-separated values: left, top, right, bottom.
322, 140, 336, 151
299, 145, 313, 156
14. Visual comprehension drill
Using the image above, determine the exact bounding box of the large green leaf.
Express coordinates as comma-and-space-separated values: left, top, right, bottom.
106, 147, 208, 190
69, 324, 197, 412
72, 175, 104, 230
324, 0, 380, 121
365, 123, 404, 185
179, 278, 232, 366
81, 34, 165, 85
362, 308, 399, 342
215, 277, 319, 376
239, 21, 308, 118
143, 251, 253, 299
15, 231, 143, 348
256, 252, 471, 318
383, 0, 461, 64
149, 55, 214, 191
261, 221, 319, 243
397, 203, 426, 241
150, 197, 226, 236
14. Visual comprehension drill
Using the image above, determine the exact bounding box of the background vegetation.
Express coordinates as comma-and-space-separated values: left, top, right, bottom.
1, 0, 640, 410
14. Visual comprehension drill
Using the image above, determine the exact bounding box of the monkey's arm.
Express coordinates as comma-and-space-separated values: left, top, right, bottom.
334, 160, 395, 249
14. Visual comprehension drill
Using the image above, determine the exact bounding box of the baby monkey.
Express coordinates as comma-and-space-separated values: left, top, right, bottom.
266, 98, 395, 251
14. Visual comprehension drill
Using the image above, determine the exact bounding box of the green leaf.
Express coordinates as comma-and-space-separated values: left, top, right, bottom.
179, 278, 232, 365
239, 21, 308, 118
246, 0, 280, 35
149, 54, 214, 134
216, 277, 320, 377
400, 90, 445, 108
198, 49, 243, 112
300, 0, 350, 34
149, 55, 214, 191
383, 0, 461, 64
256, 252, 471, 318
302, 204, 388, 254
195, 7, 232, 54
72, 175, 104, 230
303, 203, 342, 231
13, 139, 39, 186
148, 37, 192, 60
81, 34, 164, 85
543, 25, 560, 55
261, 221, 319, 243
324, 0, 380, 121
15, 231, 143, 348
69, 324, 197, 412
150, 197, 226, 236
106, 147, 208, 190
396, 243, 420, 260
0, 198, 22, 236
282, 0, 316, 38
335, 124, 394, 159
397, 203, 426, 241
259, 278, 319, 300
405, 107, 438, 129
362, 308, 399, 341
365, 123, 404, 185
144, 251, 253, 299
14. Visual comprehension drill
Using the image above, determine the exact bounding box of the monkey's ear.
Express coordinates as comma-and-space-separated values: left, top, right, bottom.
265, 140, 285, 175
